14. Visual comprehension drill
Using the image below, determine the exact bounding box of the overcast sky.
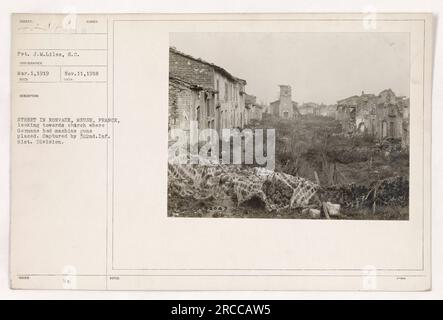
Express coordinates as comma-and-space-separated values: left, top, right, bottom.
170, 32, 409, 105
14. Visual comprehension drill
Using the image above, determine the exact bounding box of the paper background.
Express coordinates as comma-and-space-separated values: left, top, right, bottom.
0, 0, 442, 298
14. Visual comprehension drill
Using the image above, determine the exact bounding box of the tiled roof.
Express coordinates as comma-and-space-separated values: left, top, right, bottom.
170, 47, 246, 84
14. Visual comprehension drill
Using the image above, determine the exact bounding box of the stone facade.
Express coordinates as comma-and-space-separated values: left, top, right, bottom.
336, 95, 360, 133
169, 47, 248, 135
169, 78, 196, 132
336, 89, 410, 146
214, 71, 247, 130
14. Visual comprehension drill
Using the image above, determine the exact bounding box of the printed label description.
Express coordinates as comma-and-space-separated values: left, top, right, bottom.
16, 116, 118, 145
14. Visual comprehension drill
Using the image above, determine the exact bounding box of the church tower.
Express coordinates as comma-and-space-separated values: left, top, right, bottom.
278, 85, 293, 118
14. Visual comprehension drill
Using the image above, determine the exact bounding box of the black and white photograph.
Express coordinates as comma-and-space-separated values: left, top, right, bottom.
168, 32, 410, 220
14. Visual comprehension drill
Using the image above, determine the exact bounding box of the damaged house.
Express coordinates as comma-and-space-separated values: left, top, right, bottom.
298, 102, 336, 118
336, 89, 410, 146
244, 93, 263, 123
298, 102, 320, 116
169, 47, 248, 135
318, 104, 337, 118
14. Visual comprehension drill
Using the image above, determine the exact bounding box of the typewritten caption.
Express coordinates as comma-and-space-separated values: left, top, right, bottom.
16, 116, 119, 145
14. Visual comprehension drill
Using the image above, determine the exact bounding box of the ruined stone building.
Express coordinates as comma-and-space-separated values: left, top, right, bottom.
169, 47, 248, 135
298, 102, 321, 116
244, 94, 263, 123
319, 104, 337, 118
298, 102, 336, 118
336, 89, 410, 146
336, 95, 360, 133
269, 85, 301, 119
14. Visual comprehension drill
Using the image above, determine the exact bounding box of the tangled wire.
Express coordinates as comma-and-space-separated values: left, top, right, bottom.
168, 163, 319, 212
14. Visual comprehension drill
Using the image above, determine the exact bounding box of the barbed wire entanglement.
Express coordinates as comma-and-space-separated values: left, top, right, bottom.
168, 162, 319, 212
168, 160, 408, 217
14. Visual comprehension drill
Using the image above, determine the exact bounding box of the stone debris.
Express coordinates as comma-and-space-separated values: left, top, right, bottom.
325, 202, 341, 216
309, 208, 321, 219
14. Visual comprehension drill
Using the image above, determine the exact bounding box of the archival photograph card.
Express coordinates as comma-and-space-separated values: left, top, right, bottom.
10, 13, 433, 291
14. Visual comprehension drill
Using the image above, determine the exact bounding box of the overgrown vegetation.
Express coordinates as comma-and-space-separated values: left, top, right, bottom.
168, 115, 409, 220
244, 115, 409, 219
248, 115, 409, 187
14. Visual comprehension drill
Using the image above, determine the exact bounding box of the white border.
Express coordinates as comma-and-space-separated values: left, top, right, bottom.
0, 0, 441, 299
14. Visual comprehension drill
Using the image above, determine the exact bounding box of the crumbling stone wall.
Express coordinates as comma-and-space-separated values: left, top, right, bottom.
337, 90, 408, 142
168, 82, 196, 131
169, 49, 214, 89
